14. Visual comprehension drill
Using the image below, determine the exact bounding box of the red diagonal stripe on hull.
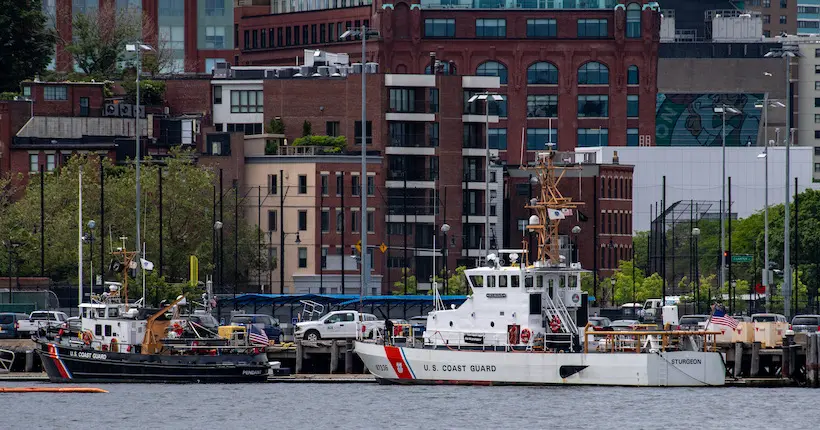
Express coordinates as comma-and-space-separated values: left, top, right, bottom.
49, 344, 69, 379
384, 346, 413, 379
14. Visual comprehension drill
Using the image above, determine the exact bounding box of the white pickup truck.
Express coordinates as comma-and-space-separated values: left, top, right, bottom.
16, 311, 69, 335
294, 311, 383, 341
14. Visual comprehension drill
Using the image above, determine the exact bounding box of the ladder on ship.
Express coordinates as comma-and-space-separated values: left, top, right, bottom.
543, 293, 578, 336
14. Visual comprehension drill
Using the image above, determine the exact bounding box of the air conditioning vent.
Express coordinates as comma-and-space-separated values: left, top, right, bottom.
119, 103, 134, 118
104, 104, 120, 117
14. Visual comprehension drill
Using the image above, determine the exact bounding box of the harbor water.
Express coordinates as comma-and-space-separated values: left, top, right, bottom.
3, 382, 820, 429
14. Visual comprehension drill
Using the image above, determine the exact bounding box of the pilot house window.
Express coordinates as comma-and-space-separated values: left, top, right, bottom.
487, 276, 496, 288
499, 276, 508, 287
469, 275, 484, 287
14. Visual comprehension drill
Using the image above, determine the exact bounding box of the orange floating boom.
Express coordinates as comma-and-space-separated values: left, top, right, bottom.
0, 387, 108, 393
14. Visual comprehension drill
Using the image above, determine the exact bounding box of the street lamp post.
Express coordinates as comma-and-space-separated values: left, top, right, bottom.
213, 221, 223, 293
126, 42, 154, 263
571, 225, 581, 264
83, 220, 96, 296
755, 95, 784, 313
610, 277, 617, 307
765, 45, 800, 319
692, 227, 701, 313
467, 92, 504, 260
713, 104, 740, 299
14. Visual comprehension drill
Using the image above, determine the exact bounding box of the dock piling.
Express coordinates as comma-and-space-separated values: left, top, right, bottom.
295, 340, 303, 374
750, 341, 761, 377
344, 340, 353, 374
808, 334, 818, 388
330, 341, 339, 374
733, 342, 744, 378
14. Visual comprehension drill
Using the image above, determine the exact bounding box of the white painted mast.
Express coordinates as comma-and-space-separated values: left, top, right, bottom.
78, 169, 83, 305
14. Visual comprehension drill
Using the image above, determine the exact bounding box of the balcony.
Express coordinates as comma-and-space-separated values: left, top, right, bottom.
387, 169, 437, 182
462, 169, 485, 182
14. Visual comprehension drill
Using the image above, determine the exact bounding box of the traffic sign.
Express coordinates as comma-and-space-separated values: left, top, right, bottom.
355, 240, 362, 253
731, 254, 753, 263
379, 243, 387, 253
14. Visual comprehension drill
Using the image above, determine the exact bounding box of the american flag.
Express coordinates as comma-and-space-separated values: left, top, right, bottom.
711, 308, 739, 329
248, 325, 270, 347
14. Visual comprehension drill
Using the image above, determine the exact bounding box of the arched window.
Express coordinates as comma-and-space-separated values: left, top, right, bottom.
626, 3, 641, 38
627, 65, 639, 85
527, 62, 558, 84
578, 61, 609, 85
476, 61, 508, 84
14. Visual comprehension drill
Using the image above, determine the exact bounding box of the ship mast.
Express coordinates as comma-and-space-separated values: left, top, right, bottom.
524, 149, 582, 266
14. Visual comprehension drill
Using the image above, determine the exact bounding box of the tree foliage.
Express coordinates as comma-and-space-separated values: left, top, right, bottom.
0, 0, 55, 92
63, 6, 143, 78
0, 152, 264, 299
291, 135, 347, 153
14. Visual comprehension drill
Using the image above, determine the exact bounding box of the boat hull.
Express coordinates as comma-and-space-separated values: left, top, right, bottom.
355, 342, 725, 387
37, 341, 269, 383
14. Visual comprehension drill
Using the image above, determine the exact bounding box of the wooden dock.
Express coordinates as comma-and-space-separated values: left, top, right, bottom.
721, 332, 820, 387
266, 340, 368, 375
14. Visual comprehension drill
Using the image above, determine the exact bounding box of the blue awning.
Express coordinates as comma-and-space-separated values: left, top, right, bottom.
222, 293, 468, 307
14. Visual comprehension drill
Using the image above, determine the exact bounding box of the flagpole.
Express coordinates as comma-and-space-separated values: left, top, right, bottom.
142, 241, 146, 306
78, 169, 83, 307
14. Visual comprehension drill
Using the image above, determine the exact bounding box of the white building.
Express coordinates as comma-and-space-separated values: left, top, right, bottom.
577, 146, 816, 232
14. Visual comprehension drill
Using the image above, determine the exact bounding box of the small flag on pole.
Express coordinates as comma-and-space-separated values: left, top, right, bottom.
140, 258, 154, 271
248, 325, 270, 346
547, 208, 565, 220
711, 307, 738, 329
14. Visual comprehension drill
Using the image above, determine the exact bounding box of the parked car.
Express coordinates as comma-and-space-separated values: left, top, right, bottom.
230, 314, 283, 344
0, 313, 31, 339
678, 314, 709, 330
16, 311, 69, 336
66, 316, 82, 333
409, 316, 428, 327
588, 317, 612, 330
791, 315, 820, 333
610, 319, 640, 331
182, 313, 220, 333
751, 313, 788, 323
295, 311, 383, 341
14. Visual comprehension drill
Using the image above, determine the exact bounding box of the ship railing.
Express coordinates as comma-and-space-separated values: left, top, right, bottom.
0, 349, 14, 373
542, 293, 577, 336
424, 330, 513, 351
582, 326, 721, 354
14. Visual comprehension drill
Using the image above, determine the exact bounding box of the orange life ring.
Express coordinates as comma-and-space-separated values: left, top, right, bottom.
81, 331, 92, 345
520, 328, 532, 343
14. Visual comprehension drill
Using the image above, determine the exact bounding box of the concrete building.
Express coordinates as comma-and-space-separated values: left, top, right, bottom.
46, 0, 235, 74
577, 146, 815, 232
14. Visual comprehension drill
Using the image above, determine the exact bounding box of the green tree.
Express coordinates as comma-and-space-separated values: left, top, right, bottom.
392, 268, 424, 295
63, 5, 142, 78
0, 152, 263, 300
0, 0, 55, 92
266, 118, 286, 134
302, 120, 312, 137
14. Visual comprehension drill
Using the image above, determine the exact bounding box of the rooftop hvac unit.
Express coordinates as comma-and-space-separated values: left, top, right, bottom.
317, 66, 331, 77
365, 62, 379, 74
299, 65, 312, 76
119, 103, 134, 118
213, 62, 230, 78
351, 63, 363, 74
104, 103, 120, 117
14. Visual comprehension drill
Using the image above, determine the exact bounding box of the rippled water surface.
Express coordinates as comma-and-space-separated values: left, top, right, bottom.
3, 381, 820, 429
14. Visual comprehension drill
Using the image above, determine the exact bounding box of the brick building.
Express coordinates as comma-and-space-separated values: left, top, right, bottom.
235, 0, 661, 158
47, 0, 235, 74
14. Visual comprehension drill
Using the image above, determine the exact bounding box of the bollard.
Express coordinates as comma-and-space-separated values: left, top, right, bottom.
781, 336, 790, 379
750, 341, 761, 377
25, 350, 34, 373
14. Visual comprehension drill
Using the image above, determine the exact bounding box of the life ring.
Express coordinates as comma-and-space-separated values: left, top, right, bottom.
81, 331, 93, 345
549, 315, 562, 333
520, 328, 532, 343
109, 338, 119, 352
507, 325, 519, 345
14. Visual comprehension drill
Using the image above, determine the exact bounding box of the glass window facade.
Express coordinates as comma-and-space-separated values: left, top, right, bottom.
526, 128, 558, 150
527, 19, 557, 37
578, 61, 609, 84
627, 95, 639, 117
578, 128, 608, 146
420, 0, 616, 9
577, 19, 608, 37
526, 95, 558, 118
627, 65, 639, 85
476, 61, 508, 84
489, 128, 507, 149
627, 128, 639, 146
577, 95, 609, 117
476, 19, 506, 37
626, 3, 641, 38
527, 62, 558, 84
197, 1, 234, 56
230, 90, 264, 113
425, 19, 455, 37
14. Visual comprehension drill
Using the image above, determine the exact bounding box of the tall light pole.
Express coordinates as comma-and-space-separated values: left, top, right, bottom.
341, 26, 379, 297
713, 104, 740, 298
755, 95, 783, 312
467, 92, 503, 259
765, 45, 799, 318
126, 42, 154, 261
